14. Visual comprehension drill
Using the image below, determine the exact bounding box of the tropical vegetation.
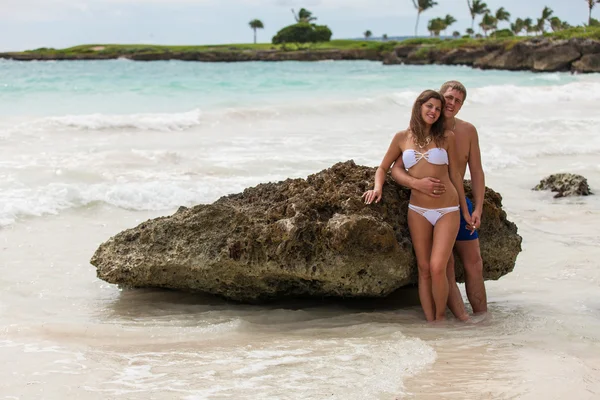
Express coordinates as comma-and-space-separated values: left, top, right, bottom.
291, 8, 317, 23
412, 0, 438, 37
421, 3, 582, 39
272, 8, 332, 44
272, 23, 332, 44
588, 0, 600, 26
466, 0, 489, 32
6, 2, 600, 57
248, 19, 264, 44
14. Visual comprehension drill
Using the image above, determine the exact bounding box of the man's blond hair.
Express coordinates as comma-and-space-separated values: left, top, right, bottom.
440, 80, 467, 101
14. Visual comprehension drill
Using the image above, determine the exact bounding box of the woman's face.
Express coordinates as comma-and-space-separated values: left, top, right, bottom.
420, 98, 442, 126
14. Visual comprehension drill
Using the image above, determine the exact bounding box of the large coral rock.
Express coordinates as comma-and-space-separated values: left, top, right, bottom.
91, 161, 522, 302
533, 173, 593, 198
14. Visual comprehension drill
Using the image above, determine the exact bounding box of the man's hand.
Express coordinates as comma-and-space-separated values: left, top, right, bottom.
462, 211, 474, 234
414, 177, 446, 198
468, 208, 482, 232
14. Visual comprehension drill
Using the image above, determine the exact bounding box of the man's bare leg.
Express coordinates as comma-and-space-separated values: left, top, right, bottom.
446, 253, 469, 321
455, 239, 487, 313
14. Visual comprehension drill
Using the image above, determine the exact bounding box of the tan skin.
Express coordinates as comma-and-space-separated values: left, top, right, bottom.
391, 87, 487, 319
363, 97, 472, 322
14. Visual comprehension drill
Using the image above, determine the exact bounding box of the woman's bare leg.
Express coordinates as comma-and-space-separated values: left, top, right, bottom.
430, 212, 460, 321
408, 210, 435, 322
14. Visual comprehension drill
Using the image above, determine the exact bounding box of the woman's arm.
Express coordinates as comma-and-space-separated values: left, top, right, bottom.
447, 131, 473, 229
363, 131, 404, 204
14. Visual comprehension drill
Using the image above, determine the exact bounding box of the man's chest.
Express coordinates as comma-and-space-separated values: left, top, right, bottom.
454, 133, 471, 171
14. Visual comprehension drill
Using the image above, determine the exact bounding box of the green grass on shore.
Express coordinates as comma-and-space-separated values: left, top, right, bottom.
16, 40, 398, 57
401, 26, 600, 49
401, 37, 518, 50
7, 26, 600, 57
543, 25, 600, 40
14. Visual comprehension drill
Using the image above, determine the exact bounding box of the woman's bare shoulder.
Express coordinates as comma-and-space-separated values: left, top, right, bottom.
393, 129, 410, 141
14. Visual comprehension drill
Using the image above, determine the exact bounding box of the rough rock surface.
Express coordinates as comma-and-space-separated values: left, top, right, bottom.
3, 38, 600, 73
533, 173, 593, 198
91, 161, 523, 302
532, 42, 581, 72
0, 48, 382, 62
572, 53, 600, 73
393, 37, 600, 73
474, 42, 535, 70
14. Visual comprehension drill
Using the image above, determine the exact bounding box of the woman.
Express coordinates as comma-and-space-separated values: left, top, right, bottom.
362, 90, 472, 322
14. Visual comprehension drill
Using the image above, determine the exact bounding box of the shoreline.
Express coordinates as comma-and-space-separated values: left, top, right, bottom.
2, 63, 600, 398
1, 36, 599, 73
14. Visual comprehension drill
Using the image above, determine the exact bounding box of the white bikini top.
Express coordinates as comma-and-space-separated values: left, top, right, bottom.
402, 148, 449, 169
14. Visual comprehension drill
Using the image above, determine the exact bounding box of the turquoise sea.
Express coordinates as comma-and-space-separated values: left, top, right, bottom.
0, 59, 581, 116
1, 59, 600, 399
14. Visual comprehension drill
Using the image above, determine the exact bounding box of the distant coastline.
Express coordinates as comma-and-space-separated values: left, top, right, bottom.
1, 34, 599, 73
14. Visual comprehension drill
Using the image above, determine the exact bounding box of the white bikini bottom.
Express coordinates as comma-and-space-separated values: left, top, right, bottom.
408, 204, 459, 226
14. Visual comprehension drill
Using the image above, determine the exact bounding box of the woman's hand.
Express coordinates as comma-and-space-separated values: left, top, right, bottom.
362, 189, 382, 204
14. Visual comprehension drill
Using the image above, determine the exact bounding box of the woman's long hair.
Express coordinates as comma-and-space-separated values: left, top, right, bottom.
409, 90, 446, 147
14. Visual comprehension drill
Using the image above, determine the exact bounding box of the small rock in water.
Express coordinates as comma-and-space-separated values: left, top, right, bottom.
533, 173, 592, 198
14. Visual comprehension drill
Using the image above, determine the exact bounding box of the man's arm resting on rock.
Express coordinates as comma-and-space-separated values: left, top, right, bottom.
390, 156, 445, 198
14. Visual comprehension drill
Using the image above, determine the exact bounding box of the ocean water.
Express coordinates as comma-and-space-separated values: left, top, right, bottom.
1, 59, 600, 399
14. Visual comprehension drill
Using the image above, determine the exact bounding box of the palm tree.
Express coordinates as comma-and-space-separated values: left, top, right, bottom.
452, 30, 461, 38
549, 16, 563, 32
467, 0, 490, 31
479, 13, 497, 37
427, 18, 446, 36
588, 0, 600, 25
443, 14, 457, 36
364, 30, 373, 39
495, 7, 511, 27
523, 18, 533, 36
248, 19, 264, 44
535, 17, 545, 35
412, 0, 439, 37
539, 6, 553, 33
511, 18, 524, 36
466, 27, 475, 37
382, 33, 389, 40
291, 8, 316, 23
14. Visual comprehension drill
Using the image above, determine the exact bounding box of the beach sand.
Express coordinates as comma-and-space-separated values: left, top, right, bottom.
3, 60, 600, 398
2, 159, 600, 399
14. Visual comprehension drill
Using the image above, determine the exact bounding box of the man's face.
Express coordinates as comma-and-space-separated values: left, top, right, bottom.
442, 88, 465, 119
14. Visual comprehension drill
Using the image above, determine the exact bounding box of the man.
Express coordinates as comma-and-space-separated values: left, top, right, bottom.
390, 81, 487, 319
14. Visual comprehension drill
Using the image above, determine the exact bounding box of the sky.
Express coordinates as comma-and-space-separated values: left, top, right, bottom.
0, 0, 594, 51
